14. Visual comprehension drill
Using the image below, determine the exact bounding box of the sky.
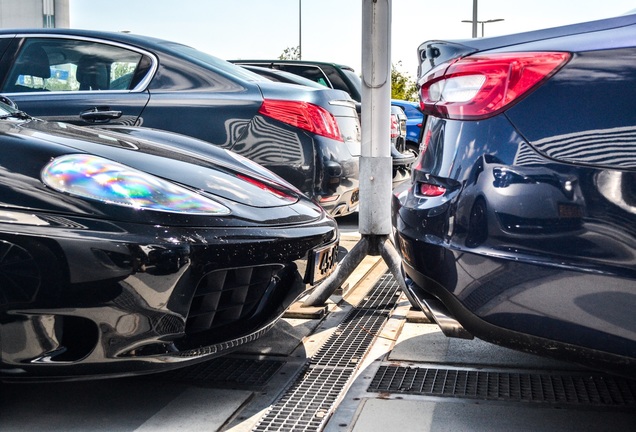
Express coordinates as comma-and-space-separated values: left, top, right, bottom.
68, 0, 635, 81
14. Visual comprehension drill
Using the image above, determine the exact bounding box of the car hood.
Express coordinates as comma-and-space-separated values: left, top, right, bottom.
417, 13, 636, 78
0, 118, 328, 225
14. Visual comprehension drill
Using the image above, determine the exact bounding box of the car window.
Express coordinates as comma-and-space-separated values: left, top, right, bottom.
3, 38, 149, 93
341, 68, 361, 93
269, 65, 329, 88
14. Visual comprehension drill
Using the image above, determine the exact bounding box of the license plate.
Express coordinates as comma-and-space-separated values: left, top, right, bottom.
308, 242, 339, 284
558, 204, 582, 218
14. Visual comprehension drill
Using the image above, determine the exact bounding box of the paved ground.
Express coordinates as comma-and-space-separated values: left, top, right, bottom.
1, 225, 635, 432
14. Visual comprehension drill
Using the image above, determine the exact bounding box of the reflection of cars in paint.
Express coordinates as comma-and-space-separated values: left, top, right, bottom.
390, 104, 415, 184
392, 13, 636, 377
0, 29, 360, 217
390, 104, 407, 153
0, 101, 339, 380
457, 155, 585, 247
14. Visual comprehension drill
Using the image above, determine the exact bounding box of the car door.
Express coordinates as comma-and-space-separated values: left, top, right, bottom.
0, 36, 151, 126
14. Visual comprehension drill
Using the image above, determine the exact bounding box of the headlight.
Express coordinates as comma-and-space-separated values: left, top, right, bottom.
42, 154, 230, 215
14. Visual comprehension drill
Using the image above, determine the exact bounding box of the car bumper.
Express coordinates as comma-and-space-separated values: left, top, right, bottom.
392, 187, 636, 377
0, 212, 337, 380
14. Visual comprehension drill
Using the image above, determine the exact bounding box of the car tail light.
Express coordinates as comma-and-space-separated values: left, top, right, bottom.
319, 194, 340, 203
419, 52, 571, 120
390, 113, 399, 138
258, 99, 343, 141
417, 183, 446, 197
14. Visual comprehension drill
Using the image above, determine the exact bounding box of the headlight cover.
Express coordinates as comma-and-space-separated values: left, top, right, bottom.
42, 154, 230, 215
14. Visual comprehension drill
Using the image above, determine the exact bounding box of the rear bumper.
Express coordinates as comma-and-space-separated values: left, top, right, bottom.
395, 220, 636, 377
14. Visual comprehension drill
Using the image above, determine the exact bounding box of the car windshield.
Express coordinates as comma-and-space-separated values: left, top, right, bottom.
163, 42, 266, 82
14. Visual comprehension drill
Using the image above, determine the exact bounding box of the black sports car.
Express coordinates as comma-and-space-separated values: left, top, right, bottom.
0, 29, 361, 217
393, 13, 636, 377
0, 101, 339, 380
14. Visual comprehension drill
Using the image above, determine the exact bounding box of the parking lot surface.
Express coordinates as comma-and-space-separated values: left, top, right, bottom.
1, 218, 635, 431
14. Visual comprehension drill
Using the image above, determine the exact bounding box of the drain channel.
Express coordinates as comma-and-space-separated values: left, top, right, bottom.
253, 273, 400, 432
368, 365, 636, 408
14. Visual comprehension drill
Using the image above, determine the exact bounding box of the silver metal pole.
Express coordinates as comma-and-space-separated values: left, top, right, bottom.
303, 0, 407, 307
472, 0, 478, 38
359, 0, 392, 236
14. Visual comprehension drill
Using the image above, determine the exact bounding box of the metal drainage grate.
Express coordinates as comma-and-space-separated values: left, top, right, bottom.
356, 273, 402, 311
253, 272, 401, 432
368, 365, 636, 407
160, 356, 285, 388
254, 366, 354, 432
311, 309, 389, 368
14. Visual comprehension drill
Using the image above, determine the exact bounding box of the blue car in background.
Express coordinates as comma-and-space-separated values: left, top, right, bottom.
391, 99, 424, 156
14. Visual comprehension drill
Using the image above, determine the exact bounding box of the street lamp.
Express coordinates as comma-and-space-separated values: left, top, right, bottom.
462, 18, 504, 38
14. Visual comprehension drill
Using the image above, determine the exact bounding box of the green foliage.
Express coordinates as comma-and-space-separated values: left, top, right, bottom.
113, 62, 136, 80
391, 62, 418, 101
45, 77, 78, 91
279, 46, 301, 60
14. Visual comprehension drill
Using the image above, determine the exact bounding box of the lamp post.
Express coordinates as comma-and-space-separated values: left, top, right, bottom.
298, 0, 302, 59
462, 18, 504, 38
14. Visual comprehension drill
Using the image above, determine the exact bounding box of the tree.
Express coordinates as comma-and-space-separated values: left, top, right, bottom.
279, 46, 300, 60
391, 62, 418, 101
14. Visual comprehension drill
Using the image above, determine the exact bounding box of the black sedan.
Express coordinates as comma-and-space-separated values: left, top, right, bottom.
0, 29, 361, 217
0, 101, 339, 380
392, 13, 636, 377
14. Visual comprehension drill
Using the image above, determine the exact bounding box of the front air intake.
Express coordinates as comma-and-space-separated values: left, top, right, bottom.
186, 265, 284, 334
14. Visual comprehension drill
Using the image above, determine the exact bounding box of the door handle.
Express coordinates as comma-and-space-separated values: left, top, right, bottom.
79, 107, 123, 123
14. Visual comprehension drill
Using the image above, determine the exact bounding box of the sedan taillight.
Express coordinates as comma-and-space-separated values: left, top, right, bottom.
258, 99, 343, 141
390, 113, 399, 138
419, 52, 571, 120
417, 183, 446, 197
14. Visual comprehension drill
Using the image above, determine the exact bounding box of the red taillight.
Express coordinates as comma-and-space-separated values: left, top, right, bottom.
420, 52, 571, 120
417, 183, 446, 197
258, 99, 343, 141
318, 194, 340, 203
390, 113, 399, 138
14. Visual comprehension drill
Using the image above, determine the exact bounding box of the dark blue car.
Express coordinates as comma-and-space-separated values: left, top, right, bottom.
392, 13, 636, 377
